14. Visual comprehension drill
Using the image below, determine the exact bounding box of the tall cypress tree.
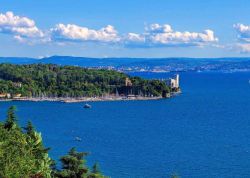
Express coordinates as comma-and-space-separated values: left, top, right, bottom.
24, 120, 35, 135
4, 106, 17, 130
55, 147, 89, 178
87, 162, 108, 178
92, 163, 101, 174
24, 120, 52, 177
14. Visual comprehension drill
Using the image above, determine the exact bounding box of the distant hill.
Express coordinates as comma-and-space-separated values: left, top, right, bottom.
40, 56, 145, 67
0, 57, 37, 64
1, 56, 250, 72
0, 56, 147, 67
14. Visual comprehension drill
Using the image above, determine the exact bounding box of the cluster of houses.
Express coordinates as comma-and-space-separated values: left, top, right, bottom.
0, 93, 22, 99
0, 82, 23, 99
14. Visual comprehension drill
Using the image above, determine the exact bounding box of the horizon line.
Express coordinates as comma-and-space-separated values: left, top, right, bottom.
1, 56, 250, 60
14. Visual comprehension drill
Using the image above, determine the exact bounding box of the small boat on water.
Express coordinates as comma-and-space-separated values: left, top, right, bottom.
84, 103, 92, 108
75, 137, 82, 142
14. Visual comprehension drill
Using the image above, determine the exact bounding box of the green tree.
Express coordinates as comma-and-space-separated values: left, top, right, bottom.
4, 105, 18, 130
55, 147, 88, 178
92, 163, 101, 174
25, 121, 52, 177
24, 120, 35, 135
0, 106, 51, 178
87, 163, 107, 178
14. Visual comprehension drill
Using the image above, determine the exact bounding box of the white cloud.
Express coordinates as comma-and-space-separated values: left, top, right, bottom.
0, 12, 220, 49
126, 33, 145, 43
124, 24, 218, 47
233, 23, 250, 53
234, 43, 250, 53
50, 23, 218, 48
0, 11, 45, 42
234, 23, 250, 42
147, 24, 173, 33
50, 24, 120, 43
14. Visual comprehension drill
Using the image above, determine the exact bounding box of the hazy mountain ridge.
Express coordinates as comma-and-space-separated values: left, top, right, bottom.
0, 56, 250, 73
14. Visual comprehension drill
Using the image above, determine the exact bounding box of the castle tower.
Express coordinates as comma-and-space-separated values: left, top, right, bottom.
175, 74, 179, 88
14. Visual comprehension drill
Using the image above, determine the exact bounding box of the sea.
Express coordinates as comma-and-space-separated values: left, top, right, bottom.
0, 71, 250, 178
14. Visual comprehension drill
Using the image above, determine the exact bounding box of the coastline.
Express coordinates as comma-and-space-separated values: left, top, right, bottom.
0, 96, 164, 103
0, 92, 181, 103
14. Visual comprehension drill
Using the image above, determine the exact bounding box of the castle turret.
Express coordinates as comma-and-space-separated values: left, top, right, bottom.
175, 74, 179, 88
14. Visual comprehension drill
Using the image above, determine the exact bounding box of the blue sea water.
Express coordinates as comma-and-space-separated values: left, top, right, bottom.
0, 72, 250, 178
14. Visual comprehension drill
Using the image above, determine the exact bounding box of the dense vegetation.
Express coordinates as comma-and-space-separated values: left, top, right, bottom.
0, 106, 107, 178
0, 64, 170, 98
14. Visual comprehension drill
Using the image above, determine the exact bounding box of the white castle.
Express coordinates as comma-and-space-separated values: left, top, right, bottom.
166, 74, 179, 89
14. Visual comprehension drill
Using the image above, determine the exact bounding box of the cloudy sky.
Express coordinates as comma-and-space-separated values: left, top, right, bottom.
1, 0, 250, 58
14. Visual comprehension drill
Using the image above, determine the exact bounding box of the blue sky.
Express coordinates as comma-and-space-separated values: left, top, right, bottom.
1, 0, 250, 58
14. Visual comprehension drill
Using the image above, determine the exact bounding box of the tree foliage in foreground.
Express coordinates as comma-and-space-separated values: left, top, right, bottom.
0, 106, 107, 178
54, 148, 107, 178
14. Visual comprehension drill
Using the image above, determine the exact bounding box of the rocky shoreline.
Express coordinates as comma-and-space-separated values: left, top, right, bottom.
0, 96, 164, 103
